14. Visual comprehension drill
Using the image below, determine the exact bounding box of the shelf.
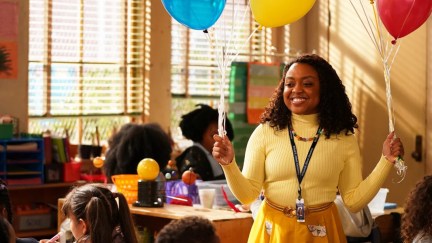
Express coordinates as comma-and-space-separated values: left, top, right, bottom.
0, 138, 44, 184
16, 228, 57, 238
10, 182, 85, 240
8, 182, 84, 191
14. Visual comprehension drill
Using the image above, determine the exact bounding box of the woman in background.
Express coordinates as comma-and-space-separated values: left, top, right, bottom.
401, 175, 432, 243
176, 104, 234, 181
104, 123, 173, 182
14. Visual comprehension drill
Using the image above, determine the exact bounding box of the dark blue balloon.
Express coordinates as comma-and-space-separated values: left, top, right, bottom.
162, 0, 226, 30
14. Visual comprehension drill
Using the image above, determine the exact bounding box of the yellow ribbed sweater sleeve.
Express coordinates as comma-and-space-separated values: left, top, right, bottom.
222, 114, 393, 213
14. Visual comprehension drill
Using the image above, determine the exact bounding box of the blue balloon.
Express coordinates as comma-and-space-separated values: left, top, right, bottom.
162, 0, 226, 30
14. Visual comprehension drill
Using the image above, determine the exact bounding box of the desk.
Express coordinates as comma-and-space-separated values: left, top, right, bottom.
372, 207, 404, 218
58, 199, 253, 243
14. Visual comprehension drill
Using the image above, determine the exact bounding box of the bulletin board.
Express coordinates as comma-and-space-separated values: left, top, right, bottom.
246, 62, 282, 124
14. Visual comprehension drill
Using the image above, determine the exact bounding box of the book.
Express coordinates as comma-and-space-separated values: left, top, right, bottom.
43, 136, 53, 164
52, 137, 66, 163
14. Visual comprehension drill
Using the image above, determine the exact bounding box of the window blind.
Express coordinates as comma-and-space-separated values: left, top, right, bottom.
171, 0, 273, 99
28, 0, 150, 144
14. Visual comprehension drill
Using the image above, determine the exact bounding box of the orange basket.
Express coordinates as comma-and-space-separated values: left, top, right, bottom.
111, 174, 139, 204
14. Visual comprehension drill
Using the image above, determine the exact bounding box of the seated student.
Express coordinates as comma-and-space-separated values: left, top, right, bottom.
175, 104, 234, 181
0, 180, 38, 243
155, 216, 220, 243
401, 175, 432, 243
104, 123, 173, 182
59, 184, 137, 243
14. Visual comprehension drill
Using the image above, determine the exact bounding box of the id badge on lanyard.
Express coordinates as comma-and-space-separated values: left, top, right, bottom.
296, 198, 305, 222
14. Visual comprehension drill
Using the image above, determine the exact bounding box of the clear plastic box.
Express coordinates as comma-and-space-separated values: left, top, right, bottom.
195, 180, 239, 207
368, 188, 389, 215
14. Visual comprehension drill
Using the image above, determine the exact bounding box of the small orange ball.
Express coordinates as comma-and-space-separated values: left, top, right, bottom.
93, 157, 104, 168
181, 169, 197, 185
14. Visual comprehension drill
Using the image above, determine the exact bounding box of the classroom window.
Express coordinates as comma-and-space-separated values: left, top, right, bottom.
170, 0, 288, 132
28, 0, 150, 145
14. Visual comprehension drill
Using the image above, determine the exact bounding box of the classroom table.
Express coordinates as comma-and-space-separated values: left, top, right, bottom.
58, 199, 253, 243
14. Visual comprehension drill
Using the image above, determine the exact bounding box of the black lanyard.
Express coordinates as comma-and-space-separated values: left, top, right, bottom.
288, 125, 322, 199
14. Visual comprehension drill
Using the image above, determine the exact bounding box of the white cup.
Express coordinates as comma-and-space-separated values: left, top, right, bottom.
199, 188, 216, 209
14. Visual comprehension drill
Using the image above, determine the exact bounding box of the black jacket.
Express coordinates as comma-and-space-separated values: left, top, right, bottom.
176, 145, 225, 181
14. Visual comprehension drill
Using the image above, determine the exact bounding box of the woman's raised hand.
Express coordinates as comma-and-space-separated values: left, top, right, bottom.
382, 131, 404, 163
212, 134, 235, 165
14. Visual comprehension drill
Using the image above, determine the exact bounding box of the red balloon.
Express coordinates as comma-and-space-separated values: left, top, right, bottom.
377, 0, 432, 42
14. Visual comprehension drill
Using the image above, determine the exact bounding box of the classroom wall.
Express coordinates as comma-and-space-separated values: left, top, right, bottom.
303, 1, 430, 206
0, 0, 29, 133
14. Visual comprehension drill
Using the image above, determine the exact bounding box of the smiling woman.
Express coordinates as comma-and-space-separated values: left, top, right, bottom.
212, 53, 405, 242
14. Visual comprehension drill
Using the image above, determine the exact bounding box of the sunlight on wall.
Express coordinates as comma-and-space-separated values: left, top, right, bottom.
324, 0, 426, 148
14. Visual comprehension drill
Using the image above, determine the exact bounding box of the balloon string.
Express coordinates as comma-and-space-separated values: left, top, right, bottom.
371, 1, 385, 56
383, 63, 394, 132
350, 0, 407, 181
348, 0, 381, 56
205, 1, 255, 138
228, 26, 259, 65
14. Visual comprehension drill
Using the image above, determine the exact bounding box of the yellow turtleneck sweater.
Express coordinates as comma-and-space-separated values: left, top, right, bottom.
222, 113, 393, 212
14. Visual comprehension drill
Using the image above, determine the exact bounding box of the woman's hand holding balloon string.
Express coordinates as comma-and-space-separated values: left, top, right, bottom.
382, 131, 408, 182
382, 131, 404, 164
212, 134, 235, 166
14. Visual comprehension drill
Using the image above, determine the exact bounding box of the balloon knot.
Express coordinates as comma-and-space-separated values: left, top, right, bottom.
369, 0, 374, 4
391, 39, 397, 45
203, 29, 208, 34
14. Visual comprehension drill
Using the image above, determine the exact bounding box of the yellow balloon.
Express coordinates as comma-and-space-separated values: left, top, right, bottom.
250, 0, 316, 27
137, 158, 160, 181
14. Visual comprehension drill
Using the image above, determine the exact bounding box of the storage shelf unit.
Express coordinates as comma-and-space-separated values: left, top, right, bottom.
9, 182, 81, 239
0, 138, 44, 185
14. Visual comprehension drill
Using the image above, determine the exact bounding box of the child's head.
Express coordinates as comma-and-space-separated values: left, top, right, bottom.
0, 179, 12, 223
401, 175, 432, 242
104, 122, 173, 182
155, 216, 220, 243
61, 184, 137, 243
179, 104, 234, 152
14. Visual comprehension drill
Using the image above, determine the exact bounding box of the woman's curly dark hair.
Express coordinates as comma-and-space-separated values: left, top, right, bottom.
179, 104, 234, 142
401, 175, 432, 242
260, 54, 358, 138
104, 123, 172, 182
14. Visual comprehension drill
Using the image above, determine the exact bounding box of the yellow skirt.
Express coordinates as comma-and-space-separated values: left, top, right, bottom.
248, 199, 347, 243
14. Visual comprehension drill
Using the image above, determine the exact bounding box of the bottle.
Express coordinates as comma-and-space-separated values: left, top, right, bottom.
59, 218, 74, 243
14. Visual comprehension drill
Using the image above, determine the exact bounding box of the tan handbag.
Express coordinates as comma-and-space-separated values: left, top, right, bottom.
334, 195, 374, 237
